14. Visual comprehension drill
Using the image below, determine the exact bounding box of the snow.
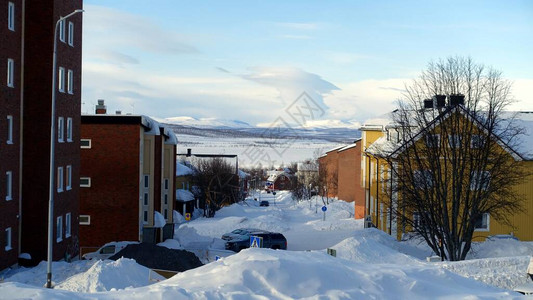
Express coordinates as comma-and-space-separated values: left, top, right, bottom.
153, 211, 166, 228
176, 162, 194, 176
1, 191, 531, 299
176, 189, 195, 202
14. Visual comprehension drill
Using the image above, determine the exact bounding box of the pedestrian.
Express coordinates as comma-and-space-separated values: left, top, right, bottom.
527, 256, 533, 281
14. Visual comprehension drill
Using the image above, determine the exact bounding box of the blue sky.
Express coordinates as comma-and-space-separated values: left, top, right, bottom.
82, 0, 533, 126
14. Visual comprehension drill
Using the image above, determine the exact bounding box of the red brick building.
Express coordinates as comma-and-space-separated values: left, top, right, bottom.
80, 106, 177, 251
0, 0, 23, 270
1, 0, 83, 269
319, 140, 365, 219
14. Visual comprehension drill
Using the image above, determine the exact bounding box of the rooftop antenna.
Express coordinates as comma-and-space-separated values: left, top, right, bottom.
130, 103, 135, 114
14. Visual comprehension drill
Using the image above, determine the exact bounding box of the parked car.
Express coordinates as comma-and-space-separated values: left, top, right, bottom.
259, 200, 269, 207
82, 241, 138, 260
222, 228, 287, 252
221, 228, 263, 241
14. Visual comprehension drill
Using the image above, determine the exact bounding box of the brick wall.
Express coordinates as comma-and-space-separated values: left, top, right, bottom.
79, 123, 141, 248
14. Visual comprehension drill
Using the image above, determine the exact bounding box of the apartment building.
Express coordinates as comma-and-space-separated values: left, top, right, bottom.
79, 103, 177, 252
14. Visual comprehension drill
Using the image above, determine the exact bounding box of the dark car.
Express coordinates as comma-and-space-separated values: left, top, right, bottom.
259, 200, 269, 207
223, 229, 287, 252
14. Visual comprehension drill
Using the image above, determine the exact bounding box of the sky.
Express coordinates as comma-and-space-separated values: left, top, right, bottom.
82, 0, 533, 127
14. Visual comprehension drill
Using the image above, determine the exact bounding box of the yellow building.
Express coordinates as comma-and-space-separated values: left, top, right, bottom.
361, 106, 533, 242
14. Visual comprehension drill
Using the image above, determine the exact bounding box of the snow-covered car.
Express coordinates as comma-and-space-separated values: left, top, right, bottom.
82, 241, 138, 260
221, 228, 263, 241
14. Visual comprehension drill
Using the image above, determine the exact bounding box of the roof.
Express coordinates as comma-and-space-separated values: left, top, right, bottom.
176, 162, 194, 176
364, 107, 532, 160
176, 189, 195, 202
81, 114, 178, 145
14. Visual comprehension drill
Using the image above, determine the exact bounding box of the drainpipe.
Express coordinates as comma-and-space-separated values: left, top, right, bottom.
389, 168, 393, 236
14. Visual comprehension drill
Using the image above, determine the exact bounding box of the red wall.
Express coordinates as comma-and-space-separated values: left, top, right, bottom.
79, 123, 141, 248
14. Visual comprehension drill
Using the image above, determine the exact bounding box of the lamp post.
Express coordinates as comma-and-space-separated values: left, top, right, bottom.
46, 9, 84, 289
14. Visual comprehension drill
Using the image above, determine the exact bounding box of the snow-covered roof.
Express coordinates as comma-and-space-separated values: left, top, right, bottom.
506, 111, 533, 160
163, 127, 178, 145
176, 189, 195, 202
176, 162, 194, 176
337, 140, 361, 152
297, 162, 318, 172
141, 115, 161, 136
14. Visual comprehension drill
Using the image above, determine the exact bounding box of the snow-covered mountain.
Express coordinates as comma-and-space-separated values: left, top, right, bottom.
157, 116, 253, 128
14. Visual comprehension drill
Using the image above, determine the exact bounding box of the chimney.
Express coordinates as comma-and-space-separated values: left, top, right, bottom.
115, 110, 122, 115
186, 148, 192, 157
449, 94, 465, 106
433, 95, 446, 108
423, 99, 433, 109
95, 99, 107, 114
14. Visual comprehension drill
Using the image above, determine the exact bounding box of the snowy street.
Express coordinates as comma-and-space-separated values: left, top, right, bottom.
1, 191, 533, 299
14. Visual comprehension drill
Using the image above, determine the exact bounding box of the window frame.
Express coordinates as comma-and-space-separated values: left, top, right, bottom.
65, 213, 71, 237
66, 165, 72, 190
80, 139, 91, 149
80, 177, 91, 187
57, 166, 64, 192
471, 135, 483, 149
67, 69, 73, 94
448, 134, 461, 149
473, 213, 490, 231
414, 169, 433, 188
8, 2, 15, 31
59, 19, 65, 42
58, 67, 65, 92
7, 115, 13, 144
5, 227, 12, 251
79, 215, 90, 225
68, 21, 74, 46
6, 171, 12, 201
7, 58, 14, 87
66, 117, 73, 142
470, 171, 490, 191
56, 216, 63, 242
58, 117, 64, 142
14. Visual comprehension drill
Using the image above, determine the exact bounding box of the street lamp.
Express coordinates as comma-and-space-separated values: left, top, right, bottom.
47, 9, 84, 289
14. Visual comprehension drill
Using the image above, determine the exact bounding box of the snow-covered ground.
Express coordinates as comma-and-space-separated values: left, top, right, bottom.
1, 191, 532, 299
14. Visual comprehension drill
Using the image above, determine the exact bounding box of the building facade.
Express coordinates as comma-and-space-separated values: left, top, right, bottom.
1, 0, 83, 269
361, 104, 533, 241
79, 107, 177, 252
0, 0, 23, 270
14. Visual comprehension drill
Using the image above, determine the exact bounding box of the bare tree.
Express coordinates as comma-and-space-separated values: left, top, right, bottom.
382, 57, 529, 261
191, 157, 240, 217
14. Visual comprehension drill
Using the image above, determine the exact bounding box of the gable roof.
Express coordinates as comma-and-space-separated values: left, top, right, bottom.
365, 106, 531, 161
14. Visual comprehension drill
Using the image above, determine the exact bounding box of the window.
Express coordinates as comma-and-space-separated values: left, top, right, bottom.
413, 212, 428, 230
57, 166, 64, 192
58, 117, 64, 142
6, 171, 12, 201
5, 228, 12, 251
80, 177, 91, 187
448, 134, 460, 149
59, 19, 65, 42
164, 209, 168, 220
7, 115, 13, 144
473, 213, 490, 231
68, 21, 74, 46
100, 245, 115, 254
143, 211, 148, 224
8, 2, 14, 31
425, 134, 440, 148
470, 171, 490, 191
80, 139, 91, 149
79, 215, 90, 225
471, 135, 483, 149
7, 58, 14, 87
67, 117, 73, 142
414, 170, 433, 188
67, 69, 73, 94
58, 67, 65, 92
66, 165, 72, 190
144, 175, 149, 188
143, 192, 149, 206
65, 213, 71, 237
164, 179, 169, 190
164, 194, 168, 205
56, 216, 63, 242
